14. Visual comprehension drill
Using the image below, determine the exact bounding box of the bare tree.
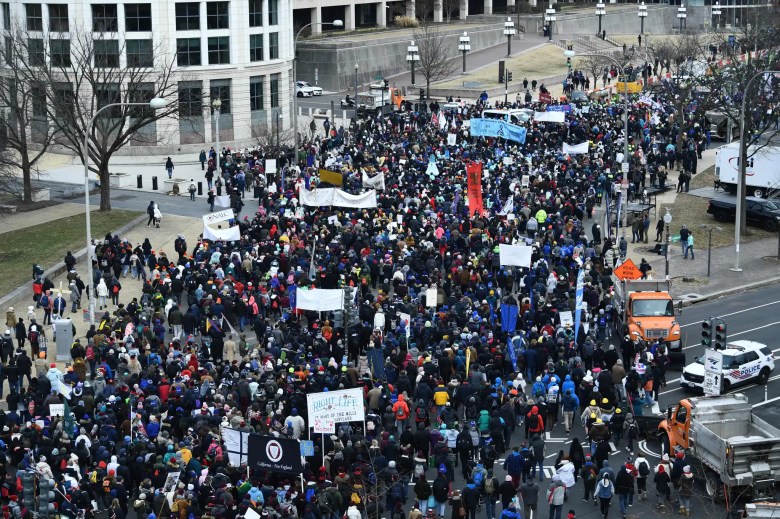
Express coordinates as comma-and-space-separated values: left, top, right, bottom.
576, 54, 612, 89
0, 26, 58, 203
441, 0, 459, 22
14, 28, 180, 211
414, 24, 458, 98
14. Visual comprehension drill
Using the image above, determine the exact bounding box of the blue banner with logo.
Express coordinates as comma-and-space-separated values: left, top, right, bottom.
501, 303, 518, 332
469, 118, 527, 143
507, 337, 518, 369
574, 269, 584, 343
288, 285, 297, 309
547, 104, 571, 113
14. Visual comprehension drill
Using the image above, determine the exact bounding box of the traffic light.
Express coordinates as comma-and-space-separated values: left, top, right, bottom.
343, 286, 359, 328
19, 471, 35, 511
506, 72, 513, 83
701, 318, 713, 347
714, 318, 728, 350
419, 88, 425, 100
38, 478, 55, 518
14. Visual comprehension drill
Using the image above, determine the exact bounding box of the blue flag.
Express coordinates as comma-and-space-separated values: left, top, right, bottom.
507, 337, 518, 370
288, 285, 297, 309
574, 268, 585, 344
501, 303, 518, 332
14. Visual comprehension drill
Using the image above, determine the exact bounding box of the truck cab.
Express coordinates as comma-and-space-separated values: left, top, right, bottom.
613, 278, 682, 352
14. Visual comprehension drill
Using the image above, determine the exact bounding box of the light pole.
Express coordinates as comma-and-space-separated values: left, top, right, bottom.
292, 20, 344, 165
732, 69, 780, 272
275, 111, 282, 149
212, 98, 222, 172
677, 4, 687, 33
565, 46, 630, 236
503, 18, 516, 57
712, 1, 721, 30
638, 2, 647, 37
700, 224, 722, 277
596, 3, 605, 37
82, 98, 168, 324
545, 4, 556, 42
458, 32, 471, 73
664, 208, 673, 279
406, 41, 419, 86
354, 63, 359, 113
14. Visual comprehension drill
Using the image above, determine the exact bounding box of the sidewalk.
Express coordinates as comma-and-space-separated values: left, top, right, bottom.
0, 202, 99, 233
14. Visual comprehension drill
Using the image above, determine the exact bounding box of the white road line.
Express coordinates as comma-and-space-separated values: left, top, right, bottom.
682, 321, 780, 350
754, 395, 780, 407
662, 373, 780, 398
680, 300, 780, 327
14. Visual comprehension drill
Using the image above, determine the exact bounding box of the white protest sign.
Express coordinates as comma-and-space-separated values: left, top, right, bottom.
447, 134, 457, 146
559, 311, 573, 328
307, 388, 365, 434
265, 159, 277, 174
202, 209, 235, 225
426, 162, 439, 177
498, 244, 533, 268
426, 288, 438, 308
49, 404, 65, 417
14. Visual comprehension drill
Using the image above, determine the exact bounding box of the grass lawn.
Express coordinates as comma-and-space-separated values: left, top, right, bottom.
664, 165, 775, 249
0, 209, 141, 296
435, 44, 569, 89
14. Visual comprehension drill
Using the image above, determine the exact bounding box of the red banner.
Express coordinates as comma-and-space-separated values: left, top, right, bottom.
466, 162, 483, 217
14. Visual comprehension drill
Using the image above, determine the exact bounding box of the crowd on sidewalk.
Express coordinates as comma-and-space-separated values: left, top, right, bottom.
0, 74, 724, 519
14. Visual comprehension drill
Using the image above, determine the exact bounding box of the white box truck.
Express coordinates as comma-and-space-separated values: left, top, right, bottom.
715, 142, 780, 198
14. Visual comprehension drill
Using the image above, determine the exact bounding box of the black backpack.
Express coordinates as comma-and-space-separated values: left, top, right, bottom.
638, 460, 649, 477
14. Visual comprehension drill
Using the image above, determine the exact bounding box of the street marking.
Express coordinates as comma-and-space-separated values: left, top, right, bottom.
639, 440, 661, 459
682, 321, 780, 350
754, 395, 780, 407
680, 300, 780, 327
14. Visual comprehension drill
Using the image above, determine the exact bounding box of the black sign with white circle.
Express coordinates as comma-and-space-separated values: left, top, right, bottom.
248, 434, 303, 475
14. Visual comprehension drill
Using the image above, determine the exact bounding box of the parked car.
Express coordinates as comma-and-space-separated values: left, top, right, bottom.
295, 82, 314, 97
566, 90, 589, 103
297, 81, 322, 96
706, 196, 780, 231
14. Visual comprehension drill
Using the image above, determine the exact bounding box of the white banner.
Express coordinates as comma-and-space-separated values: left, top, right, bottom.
559, 311, 573, 327
307, 388, 365, 434
202, 209, 235, 225
223, 427, 250, 466
563, 141, 590, 155
203, 225, 241, 242
49, 403, 64, 416
447, 133, 457, 146
534, 111, 566, 123
295, 288, 344, 311
300, 188, 377, 208
499, 244, 533, 267
426, 287, 438, 307
362, 171, 386, 190
215, 195, 231, 208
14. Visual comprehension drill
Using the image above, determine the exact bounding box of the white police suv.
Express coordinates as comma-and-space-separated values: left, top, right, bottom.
680, 340, 774, 392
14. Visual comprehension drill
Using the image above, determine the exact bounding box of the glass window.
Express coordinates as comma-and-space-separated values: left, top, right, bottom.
248, 0, 262, 27
207, 36, 229, 64
48, 4, 69, 32
28, 38, 44, 66
96, 84, 121, 117
206, 2, 229, 29
1, 3, 9, 29
26, 4, 43, 31
2, 36, 8, 65
268, 32, 278, 59
250, 76, 264, 111
178, 82, 202, 117
631, 299, 674, 317
128, 82, 154, 117
92, 4, 117, 32
210, 80, 231, 114
50, 38, 71, 67
249, 34, 263, 62
127, 39, 153, 67
125, 4, 152, 31
175, 3, 200, 31
267, 0, 277, 25
32, 85, 46, 117
94, 39, 119, 68
53, 82, 73, 118
674, 405, 688, 425
743, 351, 759, 363
176, 37, 201, 66
270, 73, 279, 107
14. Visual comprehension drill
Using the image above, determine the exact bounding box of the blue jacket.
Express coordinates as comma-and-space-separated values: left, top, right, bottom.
503, 451, 524, 476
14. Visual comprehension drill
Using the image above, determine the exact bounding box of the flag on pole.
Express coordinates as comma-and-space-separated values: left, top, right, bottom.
466, 162, 484, 216
574, 268, 585, 344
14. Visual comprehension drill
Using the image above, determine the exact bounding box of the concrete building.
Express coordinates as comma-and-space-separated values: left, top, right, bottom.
0, 0, 294, 152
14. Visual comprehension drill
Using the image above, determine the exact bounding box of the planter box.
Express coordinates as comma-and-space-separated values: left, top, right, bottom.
109, 173, 134, 188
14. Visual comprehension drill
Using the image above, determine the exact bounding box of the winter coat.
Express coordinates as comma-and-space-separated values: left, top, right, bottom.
556, 461, 576, 488
546, 482, 566, 505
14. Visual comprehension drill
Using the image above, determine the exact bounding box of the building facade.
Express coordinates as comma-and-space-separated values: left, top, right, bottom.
0, 0, 293, 151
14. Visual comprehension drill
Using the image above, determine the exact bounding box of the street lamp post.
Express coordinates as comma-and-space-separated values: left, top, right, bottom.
503, 18, 516, 57
545, 4, 556, 42
638, 2, 648, 37
677, 4, 687, 33
712, 1, 721, 30
406, 41, 419, 86
700, 224, 722, 277
458, 32, 471, 73
292, 20, 344, 166
212, 99, 222, 172
596, 3, 605, 37
82, 98, 168, 324
275, 111, 282, 148
354, 63, 359, 112
664, 208, 673, 279
732, 69, 780, 272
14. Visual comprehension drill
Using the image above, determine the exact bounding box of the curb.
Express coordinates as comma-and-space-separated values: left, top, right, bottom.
675, 276, 780, 307
0, 214, 147, 310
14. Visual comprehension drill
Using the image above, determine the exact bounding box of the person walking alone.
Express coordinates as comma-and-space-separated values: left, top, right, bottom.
684, 232, 695, 260
165, 157, 175, 179
594, 473, 615, 518
146, 200, 156, 227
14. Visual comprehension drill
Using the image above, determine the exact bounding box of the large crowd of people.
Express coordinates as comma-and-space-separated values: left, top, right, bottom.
3, 76, 714, 519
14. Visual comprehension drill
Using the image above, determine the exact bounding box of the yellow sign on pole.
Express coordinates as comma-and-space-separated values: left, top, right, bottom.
319, 169, 343, 186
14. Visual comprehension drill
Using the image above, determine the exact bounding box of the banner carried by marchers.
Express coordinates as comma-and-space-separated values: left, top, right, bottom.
466, 162, 484, 216
307, 387, 365, 433
247, 435, 303, 474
